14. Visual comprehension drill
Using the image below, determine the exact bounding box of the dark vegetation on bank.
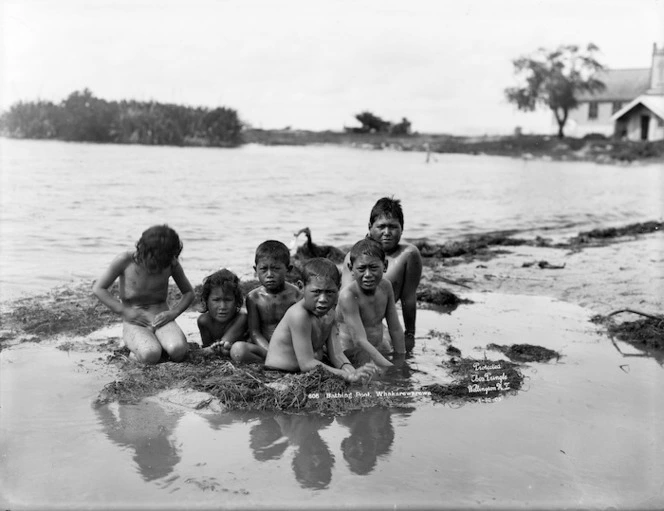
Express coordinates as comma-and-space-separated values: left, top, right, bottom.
2, 90, 662, 163
0, 89, 242, 147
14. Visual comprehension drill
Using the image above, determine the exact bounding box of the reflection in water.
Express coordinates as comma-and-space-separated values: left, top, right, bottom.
337, 408, 395, 475
95, 401, 182, 482
249, 414, 336, 490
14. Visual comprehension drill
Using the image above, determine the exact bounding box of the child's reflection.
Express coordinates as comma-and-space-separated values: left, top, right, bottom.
337, 407, 395, 475
248, 414, 335, 490
95, 401, 181, 481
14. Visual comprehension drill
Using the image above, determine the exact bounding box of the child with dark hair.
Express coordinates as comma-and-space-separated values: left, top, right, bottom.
264, 258, 376, 383
242, 240, 301, 364
342, 196, 422, 352
92, 225, 194, 364
197, 269, 248, 357
337, 238, 405, 368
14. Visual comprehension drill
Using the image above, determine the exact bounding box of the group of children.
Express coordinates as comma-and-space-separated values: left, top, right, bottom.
92, 198, 423, 383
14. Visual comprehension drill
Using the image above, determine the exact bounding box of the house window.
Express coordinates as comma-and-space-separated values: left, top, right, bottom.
588, 102, 598, 120
659, 117, 664, 127
612, 102, 623, 114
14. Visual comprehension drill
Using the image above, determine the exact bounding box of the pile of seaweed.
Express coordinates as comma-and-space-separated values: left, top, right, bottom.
416, 284, 473, 312
423, 358, 524, 403
592, 311, 664, 356
566, 221, 662, 246
94, 355, 430, 414
486, 343, 561, 363
413, 221, 663, 265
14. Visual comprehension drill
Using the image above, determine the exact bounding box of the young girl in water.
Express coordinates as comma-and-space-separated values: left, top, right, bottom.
92, 224, 194, 364
197, 269, 248, 357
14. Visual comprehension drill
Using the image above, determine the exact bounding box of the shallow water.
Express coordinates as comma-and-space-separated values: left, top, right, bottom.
1, 138, 662, 299
2, 297, 662, 509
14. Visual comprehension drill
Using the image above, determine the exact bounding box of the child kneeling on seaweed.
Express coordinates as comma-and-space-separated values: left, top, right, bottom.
337, 238, 405, 369
92, 225, 194, 364
264, 258, 377, 383
197, 269, 248, 357
241, 240, 301, 364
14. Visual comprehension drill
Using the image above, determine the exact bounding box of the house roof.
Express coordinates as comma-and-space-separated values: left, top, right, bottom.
576, 68, 650, 102
611, 94, 664, 121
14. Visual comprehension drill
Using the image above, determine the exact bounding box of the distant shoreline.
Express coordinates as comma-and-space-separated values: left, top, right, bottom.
243, 129, 664, 164
3, 130, 663, 164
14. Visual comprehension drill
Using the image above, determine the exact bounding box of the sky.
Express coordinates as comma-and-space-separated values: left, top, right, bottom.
1, 0, 663, 135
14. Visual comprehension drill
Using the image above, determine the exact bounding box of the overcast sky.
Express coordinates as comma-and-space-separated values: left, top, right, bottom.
2, 0, 663, 135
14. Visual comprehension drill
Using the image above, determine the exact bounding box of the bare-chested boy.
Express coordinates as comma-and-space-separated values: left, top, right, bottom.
265, 258, 376, 383
92, 225, 194, 364
235, 241, 301, 363
337, 239, 405, 369
342, 197, 422, 351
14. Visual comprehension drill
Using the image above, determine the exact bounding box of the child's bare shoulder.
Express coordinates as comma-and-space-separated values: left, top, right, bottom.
197, 312, 212, 328
246, 286, 265, 300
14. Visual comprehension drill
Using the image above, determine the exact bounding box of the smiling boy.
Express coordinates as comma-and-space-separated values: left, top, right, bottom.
264, 258, 376, 383
342, 197, 422, 351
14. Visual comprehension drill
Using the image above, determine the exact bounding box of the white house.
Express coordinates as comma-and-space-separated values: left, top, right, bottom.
566, 43, 664, 140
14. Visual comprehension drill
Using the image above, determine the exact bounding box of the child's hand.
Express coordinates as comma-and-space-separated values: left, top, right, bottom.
220, 340, 233, 357
122, 307, 152, 328
153, 311, 176, 329
345, 363, 377, 384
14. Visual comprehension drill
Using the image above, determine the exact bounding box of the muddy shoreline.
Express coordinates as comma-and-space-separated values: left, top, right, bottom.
1, 220, 661, 363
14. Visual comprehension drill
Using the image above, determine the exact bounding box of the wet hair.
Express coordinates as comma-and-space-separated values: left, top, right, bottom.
134, 225, 183, 271
200, 269, 244, 312
255, 240, 291, 266
301, 258, 341, 288
349, 238, 386, 267
369, 197, 404, 229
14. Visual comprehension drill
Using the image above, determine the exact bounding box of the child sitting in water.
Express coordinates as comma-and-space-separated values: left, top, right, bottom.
264, 258, 377, 383
341, 197, 422, 352
197, 269, 248, 357
235, 240, 301, 364
337, 238, 405, 369
92, 225, 194, 364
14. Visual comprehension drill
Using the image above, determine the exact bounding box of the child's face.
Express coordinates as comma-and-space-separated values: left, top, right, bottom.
369, 215, 402, 253
350, 254, 385, 293
255, 257, 288, 292
301, 277, 339, 317
206, 286, 237, 323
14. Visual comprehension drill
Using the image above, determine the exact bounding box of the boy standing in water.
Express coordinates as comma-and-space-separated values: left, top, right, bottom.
265, 258, 376, 383
92, 225, 194, 364
337, 239, 405, 368
238, 241, 301, 363
342, 197, 422, 352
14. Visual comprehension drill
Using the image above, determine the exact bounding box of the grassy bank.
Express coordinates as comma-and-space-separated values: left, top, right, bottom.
244, 129, 664, 163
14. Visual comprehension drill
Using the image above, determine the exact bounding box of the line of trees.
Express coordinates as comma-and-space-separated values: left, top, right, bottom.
0, 89, 243, 147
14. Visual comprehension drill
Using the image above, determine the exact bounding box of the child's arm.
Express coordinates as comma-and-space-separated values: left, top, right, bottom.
385, 284, 406, 355
338, 291, 393, 369
197, 315, 215, 347
326, 321, 377, 382
246, 294, 270, 355
291, 311, 374, 383
401, 246, 423, 348
92, 253, 151, 327
153, 260, 194, 329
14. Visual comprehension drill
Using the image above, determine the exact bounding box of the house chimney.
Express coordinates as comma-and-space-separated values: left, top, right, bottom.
647, 42, 664, 94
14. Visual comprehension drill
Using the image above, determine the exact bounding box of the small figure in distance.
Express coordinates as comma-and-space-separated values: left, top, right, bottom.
337, 238, 405, 369
342, 197, 422, 352
197, 269, 248, 357
265, 258, 377, 383
92, 225, 194, 364
237, 240, 301, 364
